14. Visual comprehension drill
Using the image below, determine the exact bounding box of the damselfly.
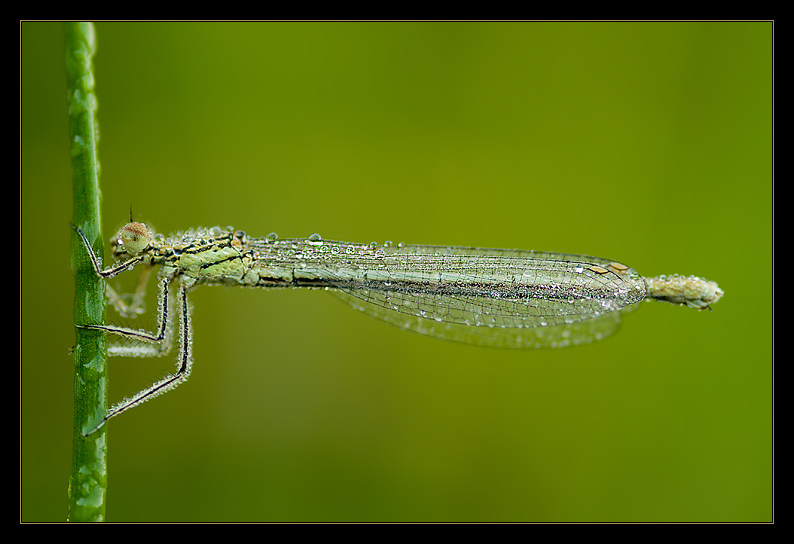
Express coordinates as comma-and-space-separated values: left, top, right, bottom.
72, 221, 723, 435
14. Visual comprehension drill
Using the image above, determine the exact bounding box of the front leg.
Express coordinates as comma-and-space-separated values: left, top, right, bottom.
71, 223, 144, 279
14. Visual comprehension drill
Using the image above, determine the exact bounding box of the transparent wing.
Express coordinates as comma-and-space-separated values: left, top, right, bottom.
284, 242, 648, 349
331, 289, 642, 349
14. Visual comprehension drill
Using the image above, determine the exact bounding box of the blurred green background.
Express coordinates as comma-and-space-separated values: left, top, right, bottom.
21, 22, 772, 522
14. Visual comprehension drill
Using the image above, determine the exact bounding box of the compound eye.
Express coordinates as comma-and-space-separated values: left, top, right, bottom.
119, 222, 151, 255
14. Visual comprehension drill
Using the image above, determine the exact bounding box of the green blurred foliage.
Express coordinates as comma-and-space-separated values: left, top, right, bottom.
22, 22, 772, 522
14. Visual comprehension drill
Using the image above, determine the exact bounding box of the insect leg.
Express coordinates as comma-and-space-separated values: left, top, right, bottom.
83, 279, 193, 435
106, 266, 153, 318
71, 223, 143, 278
79, 273, 174, 358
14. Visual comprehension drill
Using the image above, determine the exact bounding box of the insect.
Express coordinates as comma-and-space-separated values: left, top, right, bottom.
72, 220, 723, 435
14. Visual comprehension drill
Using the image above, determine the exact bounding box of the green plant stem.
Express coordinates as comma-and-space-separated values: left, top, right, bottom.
66, 22, 108, 522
